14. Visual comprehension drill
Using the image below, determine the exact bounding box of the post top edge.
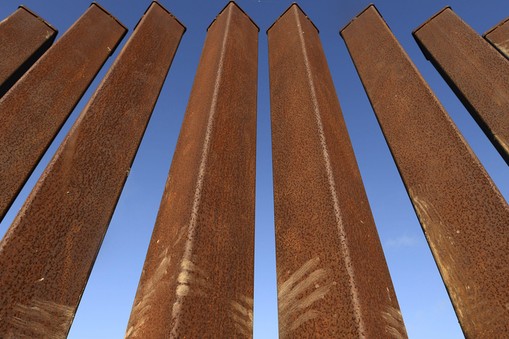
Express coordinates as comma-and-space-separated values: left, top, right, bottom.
267, 3, 319, 35
147, 1, 187, 32
18, 5, 58, 33
207, 1, 259, 32
91, 2, 128, 31
339, 3, 378, 35
412, 6, 452, 35
483, 15, 509, 37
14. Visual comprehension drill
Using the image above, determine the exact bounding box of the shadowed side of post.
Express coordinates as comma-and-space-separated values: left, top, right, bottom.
268, 4, 407, 338
0, 6, 57, 97
0, 3, 126, 222
342, 5, 509, 338
126, 2, 258, 338
413, 8, 509, 165
0, 2, 184, 337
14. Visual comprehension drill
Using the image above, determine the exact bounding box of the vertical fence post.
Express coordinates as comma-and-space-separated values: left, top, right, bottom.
268, 4, 407, 338
125, 2, 258, 338
413, 7, 509, 164
341, 5, 509, 338
0, 6, 57, 97
0, 3, 127, 222
484, 17, 509, 60
0, 2, 184, 337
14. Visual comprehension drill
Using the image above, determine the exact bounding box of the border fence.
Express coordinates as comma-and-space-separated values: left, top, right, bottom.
1, 1, 508, 338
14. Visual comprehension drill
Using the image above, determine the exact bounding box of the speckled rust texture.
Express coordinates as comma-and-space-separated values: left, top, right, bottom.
485, 17, 509, 59
0, 2, 184, 337
0, 6, 57, 97
414, 8, 509, 165
0, 4, 126, 222
342, 5, 509, 338
125, 3, 257, 338
268, 5, 407, 338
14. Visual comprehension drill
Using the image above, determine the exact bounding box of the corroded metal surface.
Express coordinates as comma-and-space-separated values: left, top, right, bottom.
126, 3, 258, 338
0, 2, 184, 337
414, 7, 509, 165
268, 4, 407, 338
0, 6, 57, 97
341, 5, 509, 338
484, 17, 509, 60
0, 3, 126, 222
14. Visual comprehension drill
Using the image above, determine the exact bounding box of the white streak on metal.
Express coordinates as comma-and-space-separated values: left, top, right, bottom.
494, 39, 509, 58
279, 257, 320, 297
176, 284, 190, 297
494, 134, 509, 157
8, 298, 73, 339
289, 309, 320, 332
126, 249, 171, 338
172, 259, 211, 318
382, 305, 407, 339
411, 192, 466, 320
294, 8, 366, 337
298, 284, 331, 310
230, 295, 253, 338
279, 268, 327, 313
170, 5, 233, 336
278, 257, 331, 338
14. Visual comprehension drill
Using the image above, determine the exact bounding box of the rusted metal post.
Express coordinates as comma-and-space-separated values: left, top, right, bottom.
341, 5, 509, 338
484, 17, 509, 60
0, 6, 57, 97
0, 2, 184, 337
268, 5, 407, 338
0, 3, 126, 222
126, 2, 257, 338
413, 7, 509, 165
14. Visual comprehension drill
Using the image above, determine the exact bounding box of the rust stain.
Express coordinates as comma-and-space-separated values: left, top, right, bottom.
269, 4, 406, 338
126, 2, 257, 338
342, 5, 509, 337
414, 8, 509, 164
0, 2, 184, 337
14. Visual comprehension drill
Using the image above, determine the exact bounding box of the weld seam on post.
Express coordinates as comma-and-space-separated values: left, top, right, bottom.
294, 9, 367, 338
170, 6, 232, 336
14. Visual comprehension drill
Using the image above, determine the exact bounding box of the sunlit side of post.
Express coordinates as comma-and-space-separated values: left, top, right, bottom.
0, 2, 184, 337
0, 3, 126, 222
342, 5, 509, 338
268, 4, 407, 338
126, 2, 258, 338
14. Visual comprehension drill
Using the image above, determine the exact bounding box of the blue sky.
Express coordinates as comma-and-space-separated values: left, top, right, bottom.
1, 0, 508, 338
